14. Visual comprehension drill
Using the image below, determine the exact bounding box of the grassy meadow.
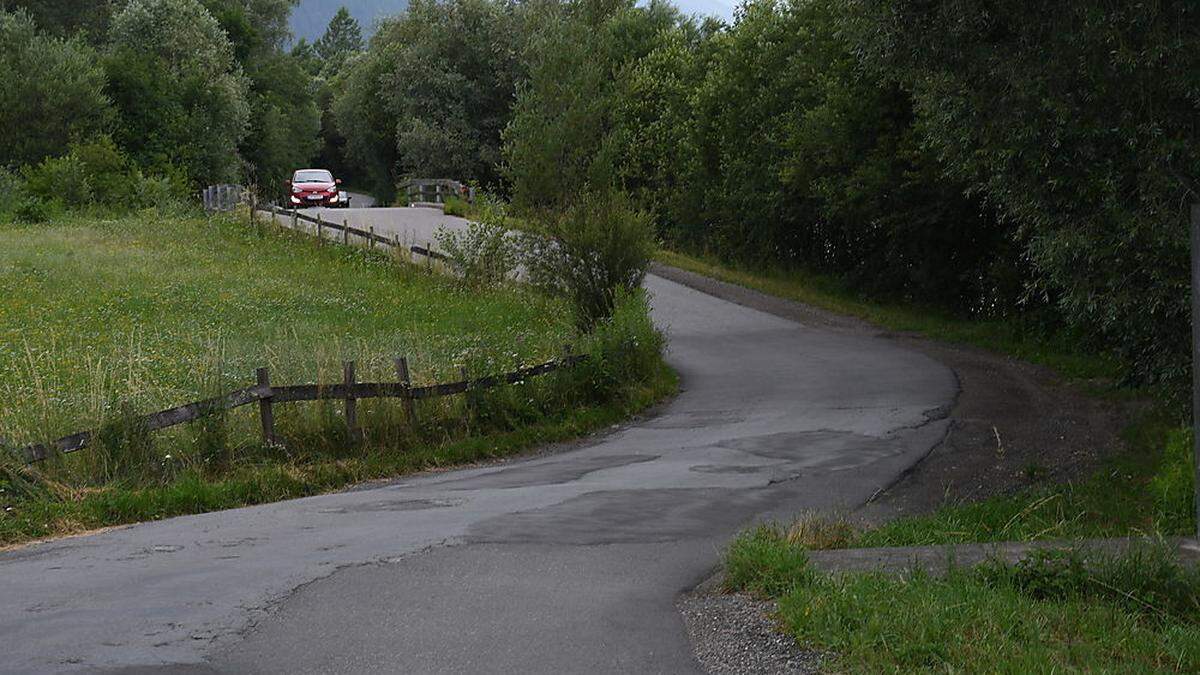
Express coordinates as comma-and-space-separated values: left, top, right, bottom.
0, 211, 673, 545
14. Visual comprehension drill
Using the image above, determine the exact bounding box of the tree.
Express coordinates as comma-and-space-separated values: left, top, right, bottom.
332, 0, 526, 199
847, 0, 1200, 389
106, 0, 251, 184
0, 10, 113, 167
504, 0, 682, 209
0, 0, 119, 41
315, 6, 363, 72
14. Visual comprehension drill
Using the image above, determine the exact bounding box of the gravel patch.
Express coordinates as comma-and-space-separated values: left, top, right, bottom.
679, 580, 823, 674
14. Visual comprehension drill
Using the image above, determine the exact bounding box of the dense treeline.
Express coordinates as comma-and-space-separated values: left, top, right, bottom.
333, 0, 1199, 394
3, 0, 1196, 393
0, 0, 349, 207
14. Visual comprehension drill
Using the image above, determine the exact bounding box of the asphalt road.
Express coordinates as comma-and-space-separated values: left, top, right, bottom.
0, 208, 957, 673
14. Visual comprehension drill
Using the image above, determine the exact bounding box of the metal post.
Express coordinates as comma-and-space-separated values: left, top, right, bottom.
1192, 203, 1200, 539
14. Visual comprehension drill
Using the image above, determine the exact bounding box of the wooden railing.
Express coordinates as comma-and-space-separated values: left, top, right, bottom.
19, 352, 585, 463
261, 204, 451, 262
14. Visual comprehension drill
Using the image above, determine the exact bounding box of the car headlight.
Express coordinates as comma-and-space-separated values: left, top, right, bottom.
292, 186, 302, 194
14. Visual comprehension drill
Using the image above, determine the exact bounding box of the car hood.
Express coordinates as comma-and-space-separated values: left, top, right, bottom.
295, 182, 336, 191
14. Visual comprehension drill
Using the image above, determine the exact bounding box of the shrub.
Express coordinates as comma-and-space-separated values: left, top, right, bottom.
23, 154, 94, 207
443, 195, 469, 217
522, 189, 657, 330
435, 198, 519, 288
570, 288, 664, 403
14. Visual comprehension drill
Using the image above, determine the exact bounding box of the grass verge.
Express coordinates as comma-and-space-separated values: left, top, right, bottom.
726, 527, 1200, 672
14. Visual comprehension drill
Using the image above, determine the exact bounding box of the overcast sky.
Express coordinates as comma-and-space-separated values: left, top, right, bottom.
291, 0, 737, 44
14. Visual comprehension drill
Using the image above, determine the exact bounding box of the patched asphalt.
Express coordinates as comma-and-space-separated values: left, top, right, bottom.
0, 210, 957, 673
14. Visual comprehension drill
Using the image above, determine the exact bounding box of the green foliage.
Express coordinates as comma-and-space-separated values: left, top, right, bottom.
522, 189, 657, 330
435, 199, 519, 288
845, 0, 1200, 392
105, 0, 251, 185
442, 196, 469, 217
92, 401, 162, 485
504, 0, 681, 209
331, 28, 401, 200
725, 530, 1200, 671
568, 288, 665, 403
724, 524, 816, 596
0, 10, 114, 167
0, 0, 120, 41
332, 0, 526, 197
18, 137, 188, 213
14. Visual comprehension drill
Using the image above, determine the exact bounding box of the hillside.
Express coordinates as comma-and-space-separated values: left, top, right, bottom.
290, 0, 408, 43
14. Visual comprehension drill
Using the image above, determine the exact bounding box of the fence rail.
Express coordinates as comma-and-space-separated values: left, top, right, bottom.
260, 205, 451, 261
20, 353, 585, 463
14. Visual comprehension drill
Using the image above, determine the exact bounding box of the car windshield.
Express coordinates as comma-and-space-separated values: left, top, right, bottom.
294, 170, 333, 183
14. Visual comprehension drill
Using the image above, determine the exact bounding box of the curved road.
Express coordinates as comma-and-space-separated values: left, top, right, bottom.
0, 208, 957, 673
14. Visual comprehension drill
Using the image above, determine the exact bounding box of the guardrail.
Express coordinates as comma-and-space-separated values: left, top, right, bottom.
398, 178, 474, 205
203, 184, 244, 212
19, 352, 584, 463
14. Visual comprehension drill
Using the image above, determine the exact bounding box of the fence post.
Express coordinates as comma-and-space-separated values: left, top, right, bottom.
369, 226, 376, 249
315, 213, 323, 240
290, 209, 298, 231
460, 365, 473, 421
256, 367, 277, 446
1191, 203, 1200, 539
249, 193, 256, 228
343, 219, 350, 246
395, 357, 417, 425
343, 360, 360, 442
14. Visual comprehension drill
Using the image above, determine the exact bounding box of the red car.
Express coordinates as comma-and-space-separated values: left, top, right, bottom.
286, 169, 348, 208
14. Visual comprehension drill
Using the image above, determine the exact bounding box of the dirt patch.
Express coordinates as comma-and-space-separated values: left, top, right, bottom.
858, 335, 1135, 522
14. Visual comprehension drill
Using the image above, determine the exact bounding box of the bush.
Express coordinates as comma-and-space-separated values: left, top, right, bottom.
522, 189, 657, 330
435, 198, 519, 288
106, 0, 250, 185
571, 288, 664, 403
18, 138, 187, 215
23, 154, 94, 207
443, 196, 469, 217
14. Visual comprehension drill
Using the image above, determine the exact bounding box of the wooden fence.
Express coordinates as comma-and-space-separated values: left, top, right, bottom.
259, 204, 451, 262
19, 352, 585, 463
